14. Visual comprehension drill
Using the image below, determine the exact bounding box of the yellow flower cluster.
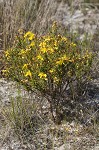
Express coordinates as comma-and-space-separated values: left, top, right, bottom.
5, 50, 10, 60
38, 72, 47, 80
39, 37, 55, 54
3, 22, 93, 94
25, 70, 32, 78
24, 31, 35, 40
56, 55, 69, 65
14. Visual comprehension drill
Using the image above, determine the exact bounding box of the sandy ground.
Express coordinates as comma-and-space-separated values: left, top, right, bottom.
0, 78, 99, 150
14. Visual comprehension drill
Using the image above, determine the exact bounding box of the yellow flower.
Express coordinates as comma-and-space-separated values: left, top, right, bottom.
5, 50, 9, 57
28, 35, 35, 40
62, 37, 68, 42
25, 48, 31, 53
56, 59, 63, 65
70, 42, 76, 47
39, 42, 46, 48
40, 47, 47, 53
48, 48, 54, 53
38, 72, 47, 80
25, 70, 32, 77
56, 55, 68, 65
54, 40, 57, 47
24, 31, 31, 37
44, 36, 51, 42
2, 69, 9, 76
24, 31, 35, 40
2, 69, 8, 73
49, 69, 54, 73
62, 55, 69, 61
30, 41, 35, 47
22, 64, 28, 70
19, 49, 26, 55
37, 55, 44, 61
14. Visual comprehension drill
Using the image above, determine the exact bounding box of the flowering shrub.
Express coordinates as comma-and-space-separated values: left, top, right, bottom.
3, 23, 93, 123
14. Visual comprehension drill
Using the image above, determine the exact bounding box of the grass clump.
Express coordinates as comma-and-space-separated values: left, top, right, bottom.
3, 22, 94, 124
3, 94, 41, 137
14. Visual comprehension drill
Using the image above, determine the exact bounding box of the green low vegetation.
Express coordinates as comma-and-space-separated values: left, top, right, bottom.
3, 22, 94, 124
